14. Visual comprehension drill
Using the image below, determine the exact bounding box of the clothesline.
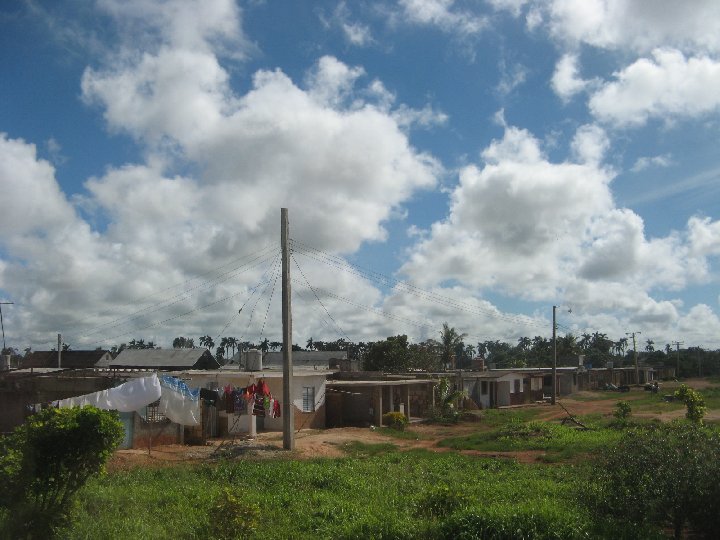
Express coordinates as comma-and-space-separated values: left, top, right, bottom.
50, 374, 282, 427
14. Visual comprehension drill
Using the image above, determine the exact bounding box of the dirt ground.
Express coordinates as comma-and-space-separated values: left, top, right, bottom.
109, 378, 719, 470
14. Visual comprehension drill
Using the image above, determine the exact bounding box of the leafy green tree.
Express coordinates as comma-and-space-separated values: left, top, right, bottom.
408, 341, 441, 372
593, 422, 720, 539
364, 335, 411, 372
0, 407, 124, 538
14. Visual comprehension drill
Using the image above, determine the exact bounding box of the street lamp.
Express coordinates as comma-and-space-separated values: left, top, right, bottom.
552, 305, 571, 406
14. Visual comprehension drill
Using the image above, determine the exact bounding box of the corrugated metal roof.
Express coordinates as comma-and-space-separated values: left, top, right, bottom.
22, 350, 112, 369
104, 348, 219, 369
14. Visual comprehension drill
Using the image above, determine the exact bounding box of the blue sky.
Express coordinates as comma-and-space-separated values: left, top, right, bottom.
1, 0, 720, 352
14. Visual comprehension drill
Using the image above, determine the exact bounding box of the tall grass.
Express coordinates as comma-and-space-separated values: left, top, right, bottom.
53, 448, 651, 539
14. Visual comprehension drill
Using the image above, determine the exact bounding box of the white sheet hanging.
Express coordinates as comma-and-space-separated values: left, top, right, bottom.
57, 374, 161, 412
158, 376, 201, 426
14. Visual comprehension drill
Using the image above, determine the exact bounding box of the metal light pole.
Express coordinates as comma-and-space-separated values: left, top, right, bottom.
0, 302, 14, 352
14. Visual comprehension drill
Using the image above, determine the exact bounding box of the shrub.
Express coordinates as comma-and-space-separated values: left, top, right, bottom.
208, 488, 259, 540
674, 384, 706, 423
613, 400, 631, 420
592, 422, 720, 539
382, 411, 409, 431
0, 406, 124, 538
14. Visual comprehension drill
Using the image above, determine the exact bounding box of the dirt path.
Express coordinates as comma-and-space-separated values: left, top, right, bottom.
109, 379, 718, 470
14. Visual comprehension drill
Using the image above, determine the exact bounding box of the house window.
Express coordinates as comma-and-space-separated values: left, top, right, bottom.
513, 379, 521, 393
302, 386, 315, 412
481, 381, 488, 395
141, 400, 166, 423
531, 378, 542, 391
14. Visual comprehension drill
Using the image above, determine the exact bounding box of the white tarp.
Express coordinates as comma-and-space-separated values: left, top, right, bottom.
57, 373, 161, 412
158, 376, 201, 426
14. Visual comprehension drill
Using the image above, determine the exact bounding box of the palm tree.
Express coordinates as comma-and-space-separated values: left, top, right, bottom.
616, 337, 628, 357
260, 338, 270, 353
199, 335, 215, 350
646, 339, 655, 352
439, 322, 467, 370
306, 337, 314, 350
226, 337, 238, 358
579, 333, 592, 352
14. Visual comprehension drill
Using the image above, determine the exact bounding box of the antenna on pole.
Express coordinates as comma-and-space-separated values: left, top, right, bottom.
281, 208, 295, 450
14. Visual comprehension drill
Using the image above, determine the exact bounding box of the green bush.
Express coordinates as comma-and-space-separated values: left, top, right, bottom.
592, 422, 720, 539
612, 400, 632, 420
208, 488, 259, 539
674, 384, 706, 423
382, 411, 409, 431
0, 406, 124, 538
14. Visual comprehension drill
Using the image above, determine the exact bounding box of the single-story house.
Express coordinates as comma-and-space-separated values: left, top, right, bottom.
168, 365, 333, 438
22, 350, 113, 369
99, 348, 219, 370
325, 372, 436, 427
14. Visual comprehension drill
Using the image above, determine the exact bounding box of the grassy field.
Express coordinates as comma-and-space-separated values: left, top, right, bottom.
58, 448, 636, 539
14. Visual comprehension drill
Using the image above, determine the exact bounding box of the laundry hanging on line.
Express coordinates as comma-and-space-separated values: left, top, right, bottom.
158, 375, 201, 426
224, 378, 280, 418
57, 374, 161, 412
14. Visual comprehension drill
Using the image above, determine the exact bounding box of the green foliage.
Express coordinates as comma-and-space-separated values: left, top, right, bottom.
414, 484, 470, 519
439, 421, 620, 460
593, 422, 720, 539
340, 441, 398, 457
437, 501, 593, 540
208, 488, 259, 539
382, 411, 409, 431
364, 335, 411, 372
612, 400, 632, 420
0, 406, 124, 538
674, 384, 707, 423
55, 449, 611, 539
429, 377, 467, 423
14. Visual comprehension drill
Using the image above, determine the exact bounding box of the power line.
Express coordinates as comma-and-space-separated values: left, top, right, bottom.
291, 254, 351, 343
68, 243, 278, 333
75, 248, 279, 343
290, 239, 548, 329
211, 256, 279, 345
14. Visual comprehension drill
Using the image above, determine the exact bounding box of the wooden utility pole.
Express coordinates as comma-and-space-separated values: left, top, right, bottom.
550, 306, 557, 405
672, 341, 683, 378
281, 208, 295, 450
57, 333, 62, 368
626, 331, 641, 384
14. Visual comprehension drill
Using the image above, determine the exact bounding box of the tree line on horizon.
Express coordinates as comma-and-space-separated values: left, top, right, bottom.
6, 325, 719, 377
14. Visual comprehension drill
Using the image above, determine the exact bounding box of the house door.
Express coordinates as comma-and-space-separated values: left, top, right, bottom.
118, 412, 133, 449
